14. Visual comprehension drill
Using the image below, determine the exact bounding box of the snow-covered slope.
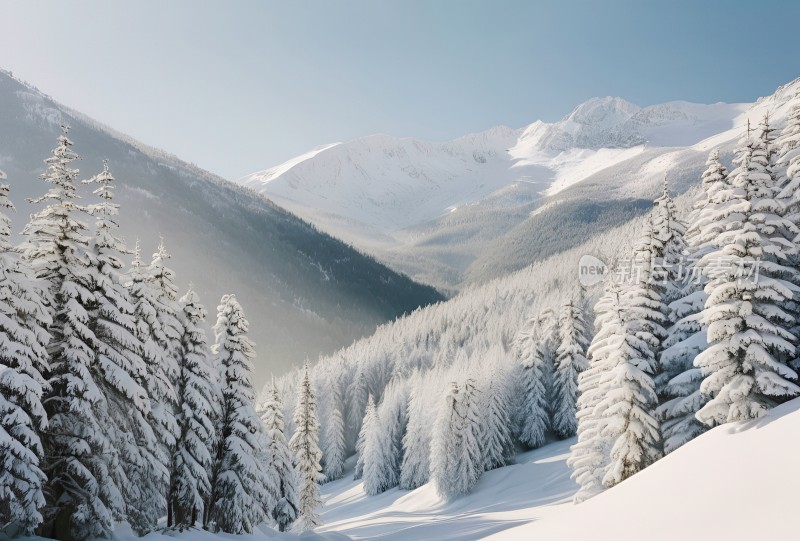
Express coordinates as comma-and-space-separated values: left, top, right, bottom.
241, 126, 525, 240
491, 398, 800, 541
312, 398, 800, 541
240, 81, 800, 291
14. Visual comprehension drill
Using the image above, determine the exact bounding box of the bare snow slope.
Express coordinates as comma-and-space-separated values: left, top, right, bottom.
316, 399, 800, 541
490, 398, 800, 541
240, 79, 800, 291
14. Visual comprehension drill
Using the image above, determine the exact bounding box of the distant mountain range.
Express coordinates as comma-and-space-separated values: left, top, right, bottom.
240, 82, 799, 291
0, 69, 443, 388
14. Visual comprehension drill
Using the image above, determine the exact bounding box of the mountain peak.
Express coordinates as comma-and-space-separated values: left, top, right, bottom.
563, 96, 641, 126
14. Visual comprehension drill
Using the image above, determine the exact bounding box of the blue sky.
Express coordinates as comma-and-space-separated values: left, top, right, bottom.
2, 0, 800, 179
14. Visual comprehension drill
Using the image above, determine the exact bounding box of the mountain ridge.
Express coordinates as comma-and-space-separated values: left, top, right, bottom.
238, 89, 765, 290
0, 68, 444, 388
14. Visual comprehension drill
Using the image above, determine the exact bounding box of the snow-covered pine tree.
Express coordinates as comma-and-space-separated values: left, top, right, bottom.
551, 297, 589, 439
321, 363, 346, 482
696, 117, 800, 426
652, 178, 688, 308
363, 381, 407, 495
430, 379, 484, 499
83, 162, 159, 535
206, 294, 271, 534
23, 128, 123, 541
0, 182, 51, 536
776, 90, 800, 370
479, 358, 515, 471
289, 362, 324, 532
19, 128, 83, 311
595, 216, 665, 489
148, 238, 183, 381
776, 89, 800, 208
399, 371, 432, 489
383, 381, 408, 484
657, 152, 730, 453
361, 400, 386, 496
346, 368, 368, 454
126, 240, 176, 530
353, 393, 374, 481
514, 312, 554, 449
568, 282, 624, 502
168, 287, 217, 530
260, 379, 300, 532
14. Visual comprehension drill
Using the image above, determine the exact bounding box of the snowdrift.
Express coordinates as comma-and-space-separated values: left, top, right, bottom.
490, 398, 800, 541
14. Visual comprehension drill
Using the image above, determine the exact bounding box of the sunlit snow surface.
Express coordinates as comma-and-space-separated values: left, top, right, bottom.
312, 398, 800, 540
326, 398, 799, 541
317, 439, 575, 541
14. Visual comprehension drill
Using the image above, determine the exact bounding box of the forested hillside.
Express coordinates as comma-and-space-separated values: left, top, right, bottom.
271, 82, 800, 515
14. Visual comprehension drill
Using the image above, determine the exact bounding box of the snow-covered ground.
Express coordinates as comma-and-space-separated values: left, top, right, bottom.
20, 397, 797, 541
317, 397, 800, 541
492, 398, 800, 540
317, 440, 575, 541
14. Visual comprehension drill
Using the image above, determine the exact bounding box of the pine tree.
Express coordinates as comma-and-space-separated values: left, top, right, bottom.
0, 183, 51, 536
260, 379, 299, 533
20, 128, 84, 310
361, 401, 387, 496
479, 363, 515, 471
652, 179, 689, 308
430, 379, 483, 499
551, 297, 589, 439
568, 282, 623, 502
595, 217, 665, 489
777, 89, 800, 208
686, 150, 736, 257
353, 394, 374, 481
23, 128, 123, 541
289, 362, 324, 532
82, 162, 161, 535
514, 312, 553, 449
148, 239, 183, 366
363, 381, 406, 495
168, 287, 217, 530
382, 382, 407, 487
321, 366, 346, 483
399, 373, 432, 489
206, 295, 271, 534
658, 152, 729, 453
346, 369, 369, 454
126, 240, 176, 530
696, 118, 800, 426
87, 163, 156, 525
776, 90, 800, 369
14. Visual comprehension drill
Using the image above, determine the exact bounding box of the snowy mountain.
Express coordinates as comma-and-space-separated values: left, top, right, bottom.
0, 69, 443, 388
240, 83, 800, 291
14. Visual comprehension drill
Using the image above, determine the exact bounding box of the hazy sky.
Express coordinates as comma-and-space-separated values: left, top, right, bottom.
2, 0, 800, 179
